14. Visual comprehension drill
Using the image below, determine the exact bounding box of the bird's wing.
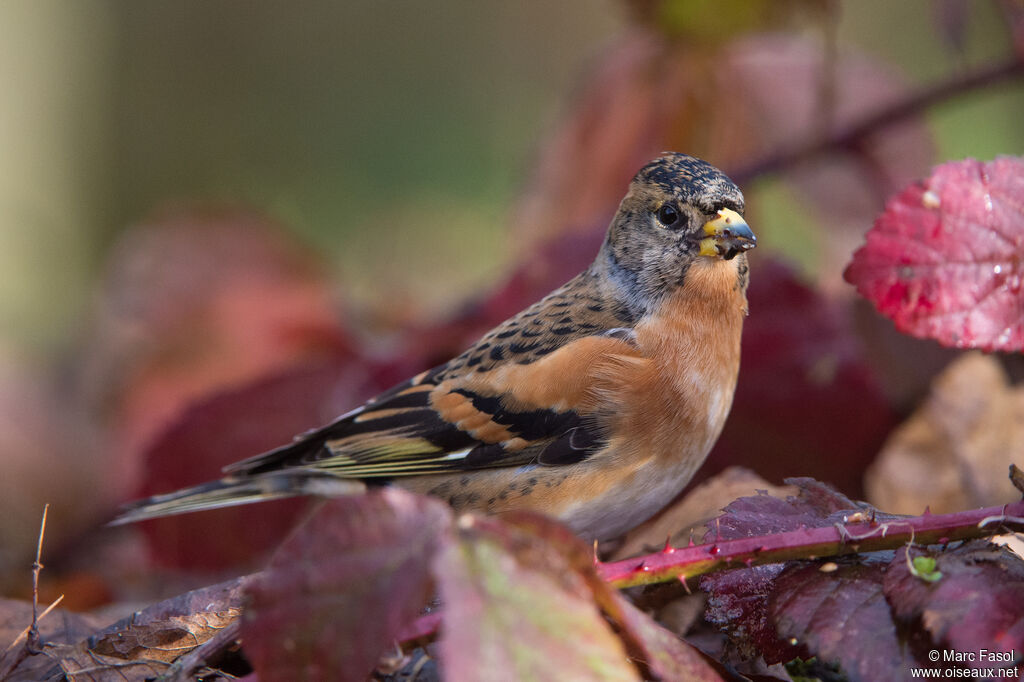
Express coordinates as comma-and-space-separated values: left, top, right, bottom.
226, 272, 642, 479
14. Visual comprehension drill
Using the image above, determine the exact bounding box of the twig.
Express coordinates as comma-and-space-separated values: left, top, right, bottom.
391, 500, 1024, 647
730, 55, 1024, 185
0, 505, 63, 678
0, 596, 64, 667
597, 499, 1024, 588
29, 503, 49, 653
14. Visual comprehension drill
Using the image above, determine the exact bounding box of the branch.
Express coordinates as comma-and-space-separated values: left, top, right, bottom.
730, 54, 1024, 185
597, 499, 1024, 588
391, 499, 1024, 648
0, 505, 63, 679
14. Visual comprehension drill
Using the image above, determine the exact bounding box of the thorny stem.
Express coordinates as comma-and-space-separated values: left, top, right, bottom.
730, 54, 1024, 185
29, 504, 48, 652
392, 500, 1024, 647
0, 505, 61, 679
391, 500, 1024, 647
597, 499, 1024, 588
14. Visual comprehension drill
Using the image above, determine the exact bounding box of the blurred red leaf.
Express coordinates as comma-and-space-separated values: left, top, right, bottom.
243, 489, 451, 682
844, 156, 1024, 352
137, 357, 391, 571
703, 259, 898, 496
79, 208, 354, 501
509, 29, 933, 295
885, 543, 1024, 670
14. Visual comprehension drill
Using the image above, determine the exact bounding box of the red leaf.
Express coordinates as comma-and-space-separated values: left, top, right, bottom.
436, 513, 721, 681
707, 477, 873, 541
701, 479, 901, 667
844, 156, 1024, 351
243, 489, 451, 682
885, 543, 1024, 670
81, 208, 354, 502
702, 563, 796, 664
770, 561, 918, 681
137, 358, 385, 570
434, 514, 640, 681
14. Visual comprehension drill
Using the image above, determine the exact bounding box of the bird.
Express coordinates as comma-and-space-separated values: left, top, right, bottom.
112, 153, 756, 541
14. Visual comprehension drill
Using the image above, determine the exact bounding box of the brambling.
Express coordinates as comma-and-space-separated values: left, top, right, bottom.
114, 153, 755, 541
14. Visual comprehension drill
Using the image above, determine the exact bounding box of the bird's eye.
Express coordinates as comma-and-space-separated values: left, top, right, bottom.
656, 204, 680, 227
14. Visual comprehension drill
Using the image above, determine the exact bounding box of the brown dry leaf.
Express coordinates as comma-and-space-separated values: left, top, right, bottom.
865, 352, 1024, 514
85, 611, 240, 664
611, 467, 794, 561
44, 579, 243, 681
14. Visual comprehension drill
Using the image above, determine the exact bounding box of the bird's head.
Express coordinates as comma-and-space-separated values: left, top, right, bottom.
598, 153, 756, 313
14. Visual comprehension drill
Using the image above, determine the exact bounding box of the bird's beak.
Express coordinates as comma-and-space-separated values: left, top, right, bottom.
698, 208, 756, 261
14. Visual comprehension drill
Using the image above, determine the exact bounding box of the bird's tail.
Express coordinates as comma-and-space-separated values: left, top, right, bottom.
109, 471, 366, 525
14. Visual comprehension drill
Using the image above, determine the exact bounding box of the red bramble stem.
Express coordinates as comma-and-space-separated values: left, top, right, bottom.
397, 500, 1024, 647
597, 500, 1024, 588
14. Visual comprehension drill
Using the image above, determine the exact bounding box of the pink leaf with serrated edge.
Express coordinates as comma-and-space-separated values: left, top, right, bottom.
844, 156, 1024, 351
243, 489, 451, 682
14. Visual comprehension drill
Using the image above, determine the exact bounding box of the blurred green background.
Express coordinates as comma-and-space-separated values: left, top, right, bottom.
1, 0, 1021, 358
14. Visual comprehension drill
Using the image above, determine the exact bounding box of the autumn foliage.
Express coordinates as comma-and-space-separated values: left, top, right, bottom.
2, 3, 1024, 682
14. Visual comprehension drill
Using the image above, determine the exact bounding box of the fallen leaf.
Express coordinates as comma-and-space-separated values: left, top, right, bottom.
438, 512, 722, 681
243, 489, 450, 682
865, 352, 1024, 514
0, 597, 108, 681
435, 514, 640, 682
49, 579, 244, 682
885, 543, 1024, 673
770, 560, 917, 681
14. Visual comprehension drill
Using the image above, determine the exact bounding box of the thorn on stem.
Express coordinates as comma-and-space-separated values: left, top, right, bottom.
28, 504, 49, 653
